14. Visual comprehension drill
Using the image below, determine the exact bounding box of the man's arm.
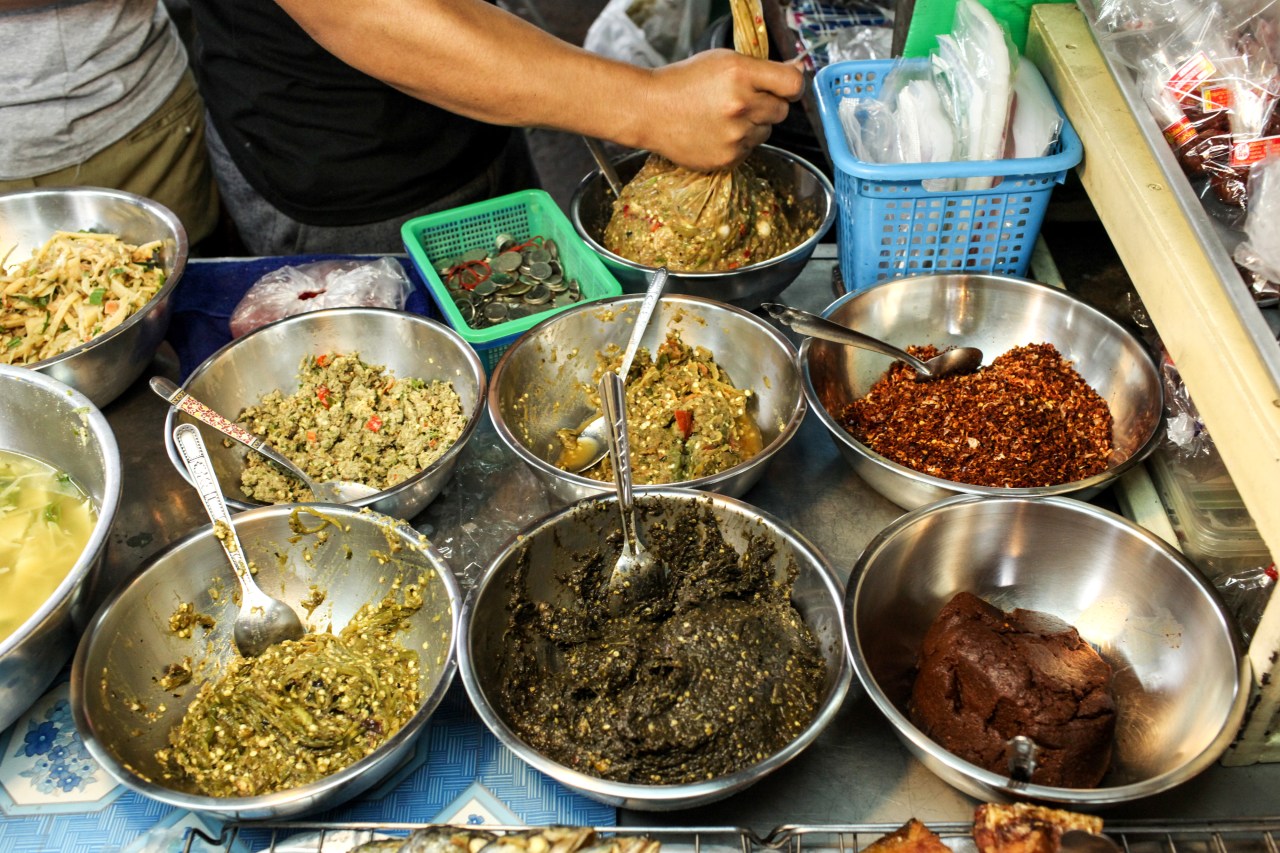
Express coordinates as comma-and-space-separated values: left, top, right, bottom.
272, 0, 805, 171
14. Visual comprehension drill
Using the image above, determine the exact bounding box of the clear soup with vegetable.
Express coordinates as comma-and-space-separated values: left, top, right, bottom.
0, 449, 97, 643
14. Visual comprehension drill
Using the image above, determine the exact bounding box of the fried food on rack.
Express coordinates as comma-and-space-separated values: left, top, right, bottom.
350, 828, 662, 853
973, 802, 1104, 853
861, 819, 951, 853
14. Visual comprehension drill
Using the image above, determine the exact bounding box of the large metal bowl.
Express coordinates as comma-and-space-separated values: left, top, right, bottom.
162, 308, 486, 520
569, 144, 836, 309
0, 187, 187, 407
489, 294, 806, 503
71, 504, 461, 820
802, 274, 1164, 509
0, 366, 121, 733
847, 494, 1250, 807
459, 488, 851, 810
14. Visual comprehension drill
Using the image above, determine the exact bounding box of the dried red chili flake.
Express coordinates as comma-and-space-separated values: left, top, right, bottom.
839, 342, 1114, 488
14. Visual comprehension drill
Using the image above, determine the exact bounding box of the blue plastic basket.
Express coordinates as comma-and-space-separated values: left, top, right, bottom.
815, 59, 1083, 292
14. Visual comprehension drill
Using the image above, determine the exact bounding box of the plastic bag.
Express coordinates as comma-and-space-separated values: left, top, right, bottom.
229, 257, 412, 339
584, 0, 710, 67
1010, 61, 1064, 158
1232, 154, 1280, 302
1215, 562, 1277, 644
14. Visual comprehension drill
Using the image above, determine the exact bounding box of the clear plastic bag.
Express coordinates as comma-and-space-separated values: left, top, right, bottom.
1010, 60, 1064, 158
1232, 154, 1280, 302
229, 257, 413, 339
584, 0, 711, 67
1215, 562, 1277, 644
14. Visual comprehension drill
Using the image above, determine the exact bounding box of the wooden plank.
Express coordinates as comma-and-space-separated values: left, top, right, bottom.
1027, 5, 1280, 764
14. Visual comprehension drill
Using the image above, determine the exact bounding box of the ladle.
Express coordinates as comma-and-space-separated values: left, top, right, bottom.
583, 135, 624, 197
599, 370, 664, 613
172, 423, 306, 657
1059, 832, 1124, 853
762, 302, 984, 381
555, 267, 669, 473
152, 377, 379, 503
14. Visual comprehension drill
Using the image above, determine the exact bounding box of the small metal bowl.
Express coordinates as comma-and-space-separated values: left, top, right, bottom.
847, 494, 1250, 807
802, 274, 1164, 509
0, 366, 121, 733
489, 294, 806, 503
570, 145, 836, 309
72, 504, 461, 820
162, 307, 486, 520
459, 488, 851, 810
0, 187, 187, 407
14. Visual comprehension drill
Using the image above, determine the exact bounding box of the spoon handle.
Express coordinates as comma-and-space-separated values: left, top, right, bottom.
761, 302, 934, 376
151, 377, 314, 487
172, 423, 264, 597
583, 136, 624, 198
617, 267, 668, 381
599, 371, 640, 552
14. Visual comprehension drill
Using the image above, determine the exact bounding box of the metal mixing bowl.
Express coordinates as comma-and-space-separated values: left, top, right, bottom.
459, 488, 851, 810
71, 503, 461, 820
0, 366, 121, 733
569, 144, 836, 309
489, 294, 806, 503
802, 274, 1164, 509
162, 307, 486, 520
847, 494, 1250, 807
0, 187, 187, 407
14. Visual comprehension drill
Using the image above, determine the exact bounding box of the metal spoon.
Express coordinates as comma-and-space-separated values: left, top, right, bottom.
583, 135, 625, 197
172, 423, 306, 657
151, 377, 379, 503
762, 302, 984, 381
555, 267, 669, 473
599, 370, 664, 613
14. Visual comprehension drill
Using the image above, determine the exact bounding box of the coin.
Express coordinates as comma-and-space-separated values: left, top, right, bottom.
494, 251, 523, 273
527, 261, 553, 280
506, 281, 532, 296
495, 234, 516, 252
527, 247, 551, 265
490, 271, 515, 286
461, 247, 488, 264
543, 239, 558, 258
544, 270, 563, 286
483, 302, 509, 323
507, 304, 531, 320
523, 283, 551, 305
473, 279, 496, 297
456, 297, 476, 324
548, 280, 567, 293
552, 292, 576, 309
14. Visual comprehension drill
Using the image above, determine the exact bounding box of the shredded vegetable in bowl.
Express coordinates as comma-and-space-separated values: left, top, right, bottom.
1, 231, 166, 365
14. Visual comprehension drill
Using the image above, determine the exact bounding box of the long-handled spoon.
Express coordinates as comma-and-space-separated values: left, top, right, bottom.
173, 423, 306, 657
599, 371, 664, 614
152, 377, 378, 503
583, 135, 625, 198
762, 302, 984, 381
556, 267, 669, 473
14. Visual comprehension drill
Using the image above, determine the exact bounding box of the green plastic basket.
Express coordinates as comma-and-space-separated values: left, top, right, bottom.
402, 189, 623, 373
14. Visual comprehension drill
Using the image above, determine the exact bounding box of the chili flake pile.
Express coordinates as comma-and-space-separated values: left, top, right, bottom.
840, 342, 1113, 488
236, 353, 467, 503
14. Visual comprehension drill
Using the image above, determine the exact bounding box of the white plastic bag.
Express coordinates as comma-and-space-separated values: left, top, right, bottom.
584, 0, 710, 67
1233, 155, 1280, 283
229, 257, 412, 338
1010, 61, 1064, 158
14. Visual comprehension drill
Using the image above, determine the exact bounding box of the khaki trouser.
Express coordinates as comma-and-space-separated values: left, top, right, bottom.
0, 70, 219, 245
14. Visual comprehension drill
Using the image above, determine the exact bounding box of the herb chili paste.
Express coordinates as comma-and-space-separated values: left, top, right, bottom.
157, 580, 426, 798
840, 342, 1113, 488
497, 500, 825, 785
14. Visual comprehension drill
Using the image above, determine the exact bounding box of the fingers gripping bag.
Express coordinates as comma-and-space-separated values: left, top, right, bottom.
229, 257, 413, 338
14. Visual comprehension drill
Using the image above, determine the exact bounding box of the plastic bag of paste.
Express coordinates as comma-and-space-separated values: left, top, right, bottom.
584, 0, 711, 67
229, 257, 412, 338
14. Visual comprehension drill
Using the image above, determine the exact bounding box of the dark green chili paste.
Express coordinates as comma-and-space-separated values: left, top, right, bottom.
497, 501, 825, 784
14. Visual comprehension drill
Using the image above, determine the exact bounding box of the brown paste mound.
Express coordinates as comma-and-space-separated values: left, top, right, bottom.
840, 342, 1113, 488
909, 592, 1116, 789
497, 501, 826, 785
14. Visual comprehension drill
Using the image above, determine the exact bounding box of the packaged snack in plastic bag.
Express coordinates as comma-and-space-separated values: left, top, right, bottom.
229, 257, 413, 338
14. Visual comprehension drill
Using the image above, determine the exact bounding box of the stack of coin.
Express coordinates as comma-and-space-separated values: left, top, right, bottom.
437, 234, 584, 330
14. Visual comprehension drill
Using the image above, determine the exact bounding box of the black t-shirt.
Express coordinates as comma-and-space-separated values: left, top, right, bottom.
187, 0, 511, 226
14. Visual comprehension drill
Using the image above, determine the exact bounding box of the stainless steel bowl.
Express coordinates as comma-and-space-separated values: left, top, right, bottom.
71, 504, 461, 820
459, 488, 851, 810
0, 187, 187, 407
802, 274, 1164, 509
0, 366, 121, 733
569, 145, 836, 309
489, 294, 806, 503
847, 494, 1250, 807
162, 307, 486, 520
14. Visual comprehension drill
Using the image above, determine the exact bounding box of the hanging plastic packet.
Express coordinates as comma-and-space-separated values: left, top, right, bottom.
1009, 61, 1064, 158
1232, 154, 1280, 304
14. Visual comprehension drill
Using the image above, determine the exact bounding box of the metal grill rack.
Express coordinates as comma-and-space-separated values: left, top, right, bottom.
183, 819, 1280, 853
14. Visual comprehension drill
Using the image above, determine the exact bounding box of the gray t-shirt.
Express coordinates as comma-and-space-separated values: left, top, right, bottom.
0, 0, 187, 179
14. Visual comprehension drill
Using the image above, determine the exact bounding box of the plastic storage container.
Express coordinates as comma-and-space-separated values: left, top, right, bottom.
815, 58, 1083, 292
1146, 444, 1272, 578
403, 190, 623, 373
